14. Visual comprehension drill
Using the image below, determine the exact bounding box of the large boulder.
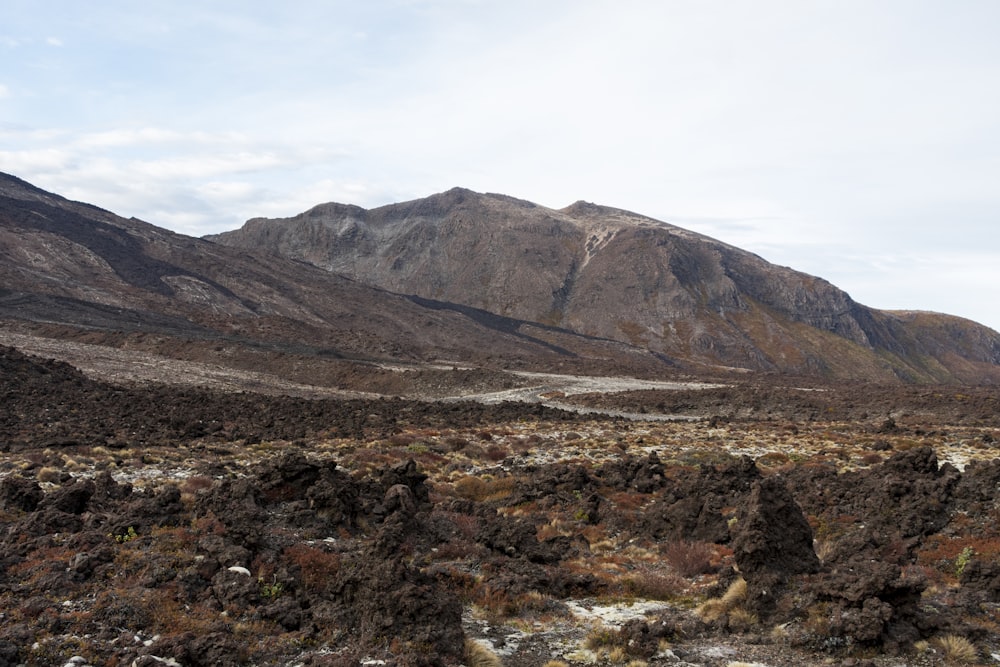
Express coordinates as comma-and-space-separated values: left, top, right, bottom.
730, 475, 819, 616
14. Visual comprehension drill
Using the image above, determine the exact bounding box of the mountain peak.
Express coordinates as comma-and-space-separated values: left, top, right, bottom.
209, 187, 1000, 382
7, 172, 999, 383
561, 200, 608, 217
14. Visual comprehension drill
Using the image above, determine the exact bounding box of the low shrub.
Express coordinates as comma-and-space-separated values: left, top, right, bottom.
622, 570, 686, 600
662, 540, 717, 577
284, 543, 340, 589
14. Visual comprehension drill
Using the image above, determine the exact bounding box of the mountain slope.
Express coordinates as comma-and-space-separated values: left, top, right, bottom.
209, 187, 1000, 383
0, 173, 666, 381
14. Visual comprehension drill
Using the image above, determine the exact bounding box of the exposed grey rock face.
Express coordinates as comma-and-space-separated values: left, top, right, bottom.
209, 187, 1000, 382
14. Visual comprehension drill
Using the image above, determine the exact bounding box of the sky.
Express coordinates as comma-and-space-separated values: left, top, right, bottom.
2, 1, 1000, 332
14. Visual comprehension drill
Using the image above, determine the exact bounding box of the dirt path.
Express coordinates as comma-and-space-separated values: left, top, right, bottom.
444, 370, 722, 420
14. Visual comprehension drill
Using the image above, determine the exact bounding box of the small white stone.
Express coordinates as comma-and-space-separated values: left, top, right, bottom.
227, 565, 251, 576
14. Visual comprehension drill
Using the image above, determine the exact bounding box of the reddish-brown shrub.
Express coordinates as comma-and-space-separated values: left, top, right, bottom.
444, 436, 470, 451
453, 475, 516, 502
284, 543, 340, 589
860, 452, 883, 466
180, 475, 214, 494
388, 433, 417, 447
484, 444, 509, 462
662, 540, 717, 577
470, 582, 516, 619
623, 570, 686, 600
431, 538, 484, 560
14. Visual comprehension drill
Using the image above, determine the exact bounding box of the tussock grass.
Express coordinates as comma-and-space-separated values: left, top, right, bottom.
721, 577, 748, 606
584, 623, 617, 651
464, 638, 502, 667
607, 646, 629, 664
933, 634, 978, 664
695, 577, 747, 623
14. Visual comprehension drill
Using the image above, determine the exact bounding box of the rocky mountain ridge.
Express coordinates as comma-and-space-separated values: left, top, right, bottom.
209, 187, 1000, 383
0, 173, 666, 387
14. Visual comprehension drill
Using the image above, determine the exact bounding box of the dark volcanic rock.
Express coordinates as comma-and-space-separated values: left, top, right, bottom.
477, 515, 567, 564
640, 456, 761, 543
0, 476, 43, 512
331, 554, 465, 664
788, 446, 961, 558
730, 476, 819, 617
731, 476, 819, 579
596, 451, 666, 493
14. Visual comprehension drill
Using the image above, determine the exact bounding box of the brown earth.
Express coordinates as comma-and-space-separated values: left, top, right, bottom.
4, 345, 1000, 666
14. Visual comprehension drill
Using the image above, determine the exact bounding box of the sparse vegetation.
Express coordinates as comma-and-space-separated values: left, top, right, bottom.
111, 525, 138, 543
4, 344, 1000, 665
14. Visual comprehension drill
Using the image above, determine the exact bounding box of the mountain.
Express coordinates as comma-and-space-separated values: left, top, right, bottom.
208, 187, 1000, 383
0, 173, 666, 386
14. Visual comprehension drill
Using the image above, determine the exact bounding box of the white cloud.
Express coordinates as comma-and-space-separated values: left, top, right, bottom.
0, 147, 74, 171
196, 180, 258, 203
74, 127, 184, 149
127, 152, 286, 180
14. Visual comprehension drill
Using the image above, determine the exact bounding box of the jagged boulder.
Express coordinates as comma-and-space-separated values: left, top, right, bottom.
730, 475, 819, 616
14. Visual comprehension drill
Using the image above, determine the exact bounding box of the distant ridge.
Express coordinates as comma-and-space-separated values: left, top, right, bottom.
0, 172, 665, 381
209, 187, 1000, 383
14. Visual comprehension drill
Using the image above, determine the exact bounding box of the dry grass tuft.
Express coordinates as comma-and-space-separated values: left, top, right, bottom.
695, 577, 747, 623
469, 582, 516, 621
36, 466, 62, 483
283, 543, 340, 589
694, 598, 728, 623
720, 577, 748, 607
464, 638, 502, 667
622, 570, 686, 600
584, 623, 618, 651
933, 634, 978, 664
727, 607, 759, 632
607, 646, 629, 664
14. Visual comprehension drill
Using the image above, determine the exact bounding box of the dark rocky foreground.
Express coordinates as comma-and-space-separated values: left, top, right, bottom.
3, 345, 1000, 666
